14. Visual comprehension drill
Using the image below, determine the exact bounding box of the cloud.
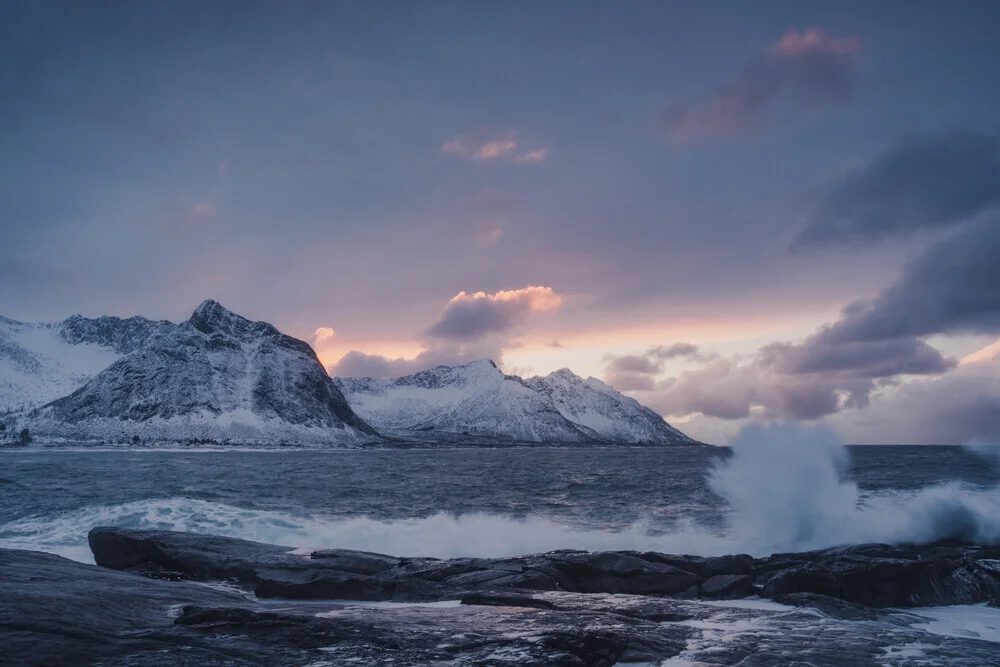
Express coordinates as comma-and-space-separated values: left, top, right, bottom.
189, 201, 215, 218
623, 328, 954, 422
426, 286, 562, 341
815, 218, 1000, 342
794, 132, 1000, 248
829, 358, 1000, 445
763, 336, 954, 378
441, 130, 549, 163
312, 327, 335, 344
659, 28, 860, 144
328, 285, 562, 379
514, 149, 550, 163
603, 343, 706, 391
441, 131, 518, 161
330, 340, 504, 379
634, 216, 1000, 422
647, 343, 704, 360
645, 212, 995, 421
962, 339, 1000, 365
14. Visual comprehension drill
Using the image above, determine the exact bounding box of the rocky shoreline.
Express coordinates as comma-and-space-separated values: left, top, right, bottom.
3, 528, 1000, 665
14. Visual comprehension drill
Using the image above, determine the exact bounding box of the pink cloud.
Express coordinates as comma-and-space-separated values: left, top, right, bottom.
190, 201, 215, 218
312, 327, 336, 344
442, 131, 549, 163
514, 149, 550, 163
771, 29, 861, 58
659, 28, 861, 145
442, 132, 518, 160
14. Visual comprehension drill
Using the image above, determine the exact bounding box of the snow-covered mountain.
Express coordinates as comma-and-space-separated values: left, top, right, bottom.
3, 300, 696, 447
335, 360, 695, 445
22, 300, 377, 446
525, 368, 696, 445
0, 314, 174, 412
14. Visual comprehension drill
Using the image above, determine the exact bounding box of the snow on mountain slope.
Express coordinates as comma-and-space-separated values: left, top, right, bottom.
334, 360, 597, 443
524, 368, 696, 445
334, 360, 697, 445
0, 314, 174, 413
26, 300, 377, 445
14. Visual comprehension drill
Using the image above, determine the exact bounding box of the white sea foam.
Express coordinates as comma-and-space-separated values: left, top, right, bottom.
906, 604, 1000, 642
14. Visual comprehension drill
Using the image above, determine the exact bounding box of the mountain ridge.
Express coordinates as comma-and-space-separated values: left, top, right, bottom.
335, 359, 695, 445
2, 300, 698, 447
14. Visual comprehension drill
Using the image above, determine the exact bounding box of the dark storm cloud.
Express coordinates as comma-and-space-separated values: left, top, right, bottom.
764, 337, 954, 378
795, 133, 1000, 248
660, 29, 860, 144
818, 218, 1000, 342
426, 287, 561, 341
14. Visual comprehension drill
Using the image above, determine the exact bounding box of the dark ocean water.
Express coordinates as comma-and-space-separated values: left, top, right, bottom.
1, 443, 999, 563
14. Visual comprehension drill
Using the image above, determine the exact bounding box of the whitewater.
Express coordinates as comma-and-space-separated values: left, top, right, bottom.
2, 425, 999, 564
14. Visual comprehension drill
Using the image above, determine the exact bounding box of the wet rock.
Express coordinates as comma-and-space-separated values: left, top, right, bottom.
89, 527, 1000, 610
771, 592, 905, 623
701, 573, 754, 599
88, 527, 700, 600
759, 543, 1000, 607
253, 568, 387, 600
0, 547, 671, 666
89, 525, 297, 582
308, 548, 402, 573
0, 548, 249, 666
643, 552, 755, 578
9, 543, 1000, 666
461, 591, 559, 609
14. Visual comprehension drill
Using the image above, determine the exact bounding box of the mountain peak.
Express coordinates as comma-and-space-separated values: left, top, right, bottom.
190, 298, 230, 321
462, 359, 499, 371
187, 299, 274, 340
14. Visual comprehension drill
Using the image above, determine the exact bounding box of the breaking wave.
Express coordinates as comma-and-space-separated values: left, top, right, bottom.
708, 424, 1000, 554
2, 425, 999, 563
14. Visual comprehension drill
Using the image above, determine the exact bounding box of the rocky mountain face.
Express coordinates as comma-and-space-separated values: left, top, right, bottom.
59, 314, 175, 354
25, 300, 376, 445
335, 360, 694, 445
0, 313, 175, 412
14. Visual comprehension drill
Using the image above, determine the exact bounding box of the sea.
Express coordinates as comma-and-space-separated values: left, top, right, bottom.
3, 429, 1000, 566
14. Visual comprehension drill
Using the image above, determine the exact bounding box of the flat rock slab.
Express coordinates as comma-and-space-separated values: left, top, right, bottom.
88, 527, 745, 601
90, 527, 1000, 608
5, 547, 1000, 666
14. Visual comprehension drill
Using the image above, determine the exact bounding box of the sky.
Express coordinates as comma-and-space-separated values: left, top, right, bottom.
2, 1, 999, 445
